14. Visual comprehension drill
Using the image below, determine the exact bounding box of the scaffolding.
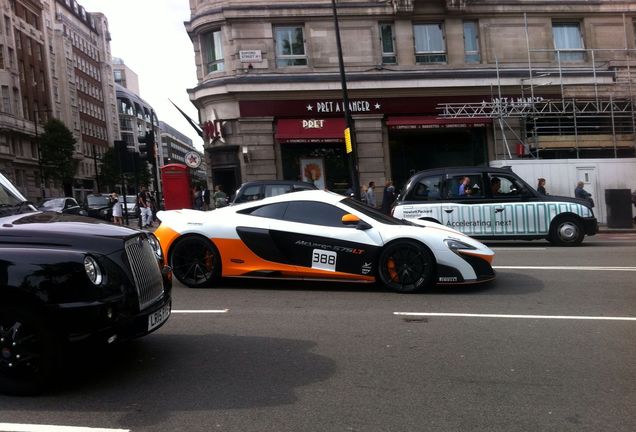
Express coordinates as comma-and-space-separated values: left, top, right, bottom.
437, 14, 636, 159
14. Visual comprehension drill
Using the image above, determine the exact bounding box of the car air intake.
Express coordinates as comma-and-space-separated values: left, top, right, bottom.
125, 235, 164, 310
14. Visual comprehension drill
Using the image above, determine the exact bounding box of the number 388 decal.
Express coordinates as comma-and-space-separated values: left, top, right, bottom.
312, 249, 337, 272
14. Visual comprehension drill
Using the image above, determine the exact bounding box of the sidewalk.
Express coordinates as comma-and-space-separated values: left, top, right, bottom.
598, 223, 636, 233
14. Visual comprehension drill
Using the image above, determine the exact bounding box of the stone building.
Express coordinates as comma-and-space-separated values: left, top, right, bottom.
185, 0, 636, 197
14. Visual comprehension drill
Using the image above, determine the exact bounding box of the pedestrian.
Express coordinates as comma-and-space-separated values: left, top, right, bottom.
537, 178, 548, 195
137, 187, 153, 227
574, 181, 594, 207
213, 185, 228, 208
365, 181, 376, 207
381, 180, 396, 215
110, 192, 123, 225
194, 185, 203, 210
202, 185, 211, 210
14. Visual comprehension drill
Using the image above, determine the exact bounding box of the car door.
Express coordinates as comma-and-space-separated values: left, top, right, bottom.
266, 200, 383, 277
486, 172, 537, 236
439, 172, 493, 236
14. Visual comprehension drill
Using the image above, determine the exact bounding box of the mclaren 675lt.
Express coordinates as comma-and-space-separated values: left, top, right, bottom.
155, 190, 495, 293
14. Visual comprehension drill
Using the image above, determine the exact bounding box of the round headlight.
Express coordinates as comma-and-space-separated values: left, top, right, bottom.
147, 234, 162, 258
84, 255, 103, 285
100, 209, 108, 215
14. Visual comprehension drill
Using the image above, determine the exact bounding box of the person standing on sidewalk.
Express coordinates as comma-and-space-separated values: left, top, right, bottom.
110, 192, 123, 225
138, 187, 153, 228
365, 181, 377, 208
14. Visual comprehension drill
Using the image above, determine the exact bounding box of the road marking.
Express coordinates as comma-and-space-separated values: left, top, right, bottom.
172, 309, 229, 313
493, 266, 636, 271
394, 312, 636, 321
490, 247, 547, 251
0, 424, 129, 432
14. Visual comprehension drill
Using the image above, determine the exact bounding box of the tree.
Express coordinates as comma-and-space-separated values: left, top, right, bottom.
39, 119, 77, 187
99, 147, 151, 193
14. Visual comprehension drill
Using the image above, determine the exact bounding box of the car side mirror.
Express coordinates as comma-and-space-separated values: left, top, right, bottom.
342, 213, 360, 226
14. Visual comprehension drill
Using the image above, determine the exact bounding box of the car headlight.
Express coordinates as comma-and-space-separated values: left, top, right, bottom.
100, 209, 108, 215
147, 233, 162, 259
84, 255, 103, 285
444, 238, 477, 251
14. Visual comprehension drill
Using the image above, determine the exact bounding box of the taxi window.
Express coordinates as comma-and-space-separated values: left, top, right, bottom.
284, 201, 348, 227
446, 174, 483, 199
264, 184, 292, 197
237, 185, 262, 203
488, 174, 531, 197
408, 175, 442, 201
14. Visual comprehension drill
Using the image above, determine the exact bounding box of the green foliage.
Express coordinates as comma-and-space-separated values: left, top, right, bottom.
39, 119, 77, 183
99, 147, 152, 191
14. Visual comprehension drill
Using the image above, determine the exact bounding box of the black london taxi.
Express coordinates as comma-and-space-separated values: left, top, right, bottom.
0, 172, 172, 395
392, 166, 598, 246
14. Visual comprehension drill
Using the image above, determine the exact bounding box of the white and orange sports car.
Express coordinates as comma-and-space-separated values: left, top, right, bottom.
154, 190, 495, 293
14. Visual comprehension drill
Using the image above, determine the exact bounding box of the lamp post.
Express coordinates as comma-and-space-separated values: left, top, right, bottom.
331, 0, 360, 199
33, 109, 50, 200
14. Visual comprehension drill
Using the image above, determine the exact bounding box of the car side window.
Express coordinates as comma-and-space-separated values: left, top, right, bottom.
243, 202, 288, 219
237, 185, 263, 203
265, 185, 292, 197
446, 174, 484, 199
283, 201, 349, 227
488, 174, 530, 197
407, 175, 442, 201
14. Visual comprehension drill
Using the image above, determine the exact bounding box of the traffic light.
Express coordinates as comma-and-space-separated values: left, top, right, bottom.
138, 131, 155, 162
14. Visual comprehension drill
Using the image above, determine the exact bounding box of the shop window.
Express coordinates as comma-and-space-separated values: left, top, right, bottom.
407, 175, 443, 201
463, 21, 480, 64
379, 23, 396, 64
275, 25, 307, 67
552, 22, 585, 62
413, 23, 446, 64
201, 29, 224, 73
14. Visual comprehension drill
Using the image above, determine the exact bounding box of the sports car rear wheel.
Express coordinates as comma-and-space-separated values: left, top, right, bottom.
170, 235, 221, 288
377, 240, 435, 293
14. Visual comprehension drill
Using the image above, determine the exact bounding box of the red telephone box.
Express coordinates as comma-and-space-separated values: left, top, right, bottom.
161, 164, 192, 210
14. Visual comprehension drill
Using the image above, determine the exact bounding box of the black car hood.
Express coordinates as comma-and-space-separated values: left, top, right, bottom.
0, 211, 139, 254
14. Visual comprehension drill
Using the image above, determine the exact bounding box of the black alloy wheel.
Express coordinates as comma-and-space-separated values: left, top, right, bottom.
170, 236, 221, 288
0, 305, 60, 395
548, 215, 585, 246
377, 240, 436, 293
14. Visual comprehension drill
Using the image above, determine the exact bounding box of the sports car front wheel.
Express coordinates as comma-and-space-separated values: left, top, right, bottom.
170, 236, 221, 288
377, 240, 436, 293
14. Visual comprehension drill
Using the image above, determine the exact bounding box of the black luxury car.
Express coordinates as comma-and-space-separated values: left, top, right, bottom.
231, 180, 318, 204
0, 172, 172, 395
83, 193, 113, 220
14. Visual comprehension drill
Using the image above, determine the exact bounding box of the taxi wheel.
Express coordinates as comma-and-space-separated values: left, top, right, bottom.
0, 305, 61, 395
170, 235, 221, 288
377, 240, 436, 293
549, 216, 584, 246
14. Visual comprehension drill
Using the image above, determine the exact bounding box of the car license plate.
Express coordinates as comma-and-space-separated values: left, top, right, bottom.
148, 302, 171, 331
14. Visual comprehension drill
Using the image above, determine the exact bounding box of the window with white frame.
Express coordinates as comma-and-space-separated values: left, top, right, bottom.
379, 23, 396, 64
552, 22, 585, 62
413, 23, 446, 63
275, 25, 307, 67
202, 29, 224, 73
463, 20, 480, 64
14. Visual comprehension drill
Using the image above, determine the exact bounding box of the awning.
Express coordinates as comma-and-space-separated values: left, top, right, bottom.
386, 116, 492, 130
276, 118, 346, 143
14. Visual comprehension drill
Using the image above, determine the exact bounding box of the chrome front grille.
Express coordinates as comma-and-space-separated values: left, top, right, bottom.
125, 235, 164, 310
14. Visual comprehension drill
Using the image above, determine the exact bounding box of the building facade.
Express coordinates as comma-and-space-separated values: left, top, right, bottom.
0, 0, 50, 200
186, 0, 636, 197
158, 120, 206, 183
47, 0, 119, 201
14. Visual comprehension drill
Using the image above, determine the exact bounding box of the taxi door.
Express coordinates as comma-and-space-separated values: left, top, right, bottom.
440, 173, 494, 237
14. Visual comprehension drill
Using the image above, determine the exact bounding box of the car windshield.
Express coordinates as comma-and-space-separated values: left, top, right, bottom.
87, 195, 109, 206
341, 197, 411, 225
40, 199, 65, 209
0, 177, 37, 216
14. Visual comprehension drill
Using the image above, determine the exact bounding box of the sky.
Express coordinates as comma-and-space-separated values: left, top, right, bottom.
79, 0, 203, 150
